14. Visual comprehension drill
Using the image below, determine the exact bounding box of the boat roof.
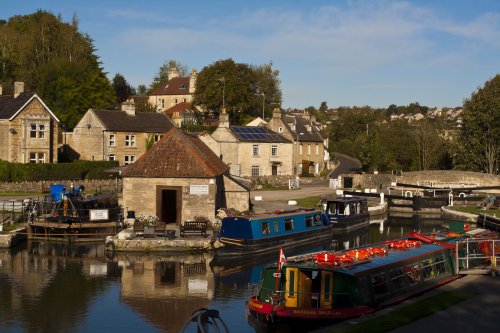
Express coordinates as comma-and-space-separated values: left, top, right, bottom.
227, 208, 319, 221
322, 196, 367, 203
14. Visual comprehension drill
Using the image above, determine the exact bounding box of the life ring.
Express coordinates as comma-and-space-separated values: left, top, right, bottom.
386, 240, 420, 249
313, 253, 340, 266
336, 254, 354, 263
464, 224, 470, 231
367, 247, 388, 256
445, 231, 461, 238
346, 249, 371, 260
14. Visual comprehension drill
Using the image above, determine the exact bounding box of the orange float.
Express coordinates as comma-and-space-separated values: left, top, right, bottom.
346, 249, 371, 260
367, 247, 389, 256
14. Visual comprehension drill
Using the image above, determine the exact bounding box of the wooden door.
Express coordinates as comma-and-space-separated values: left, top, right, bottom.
285, 267, 298, 307
320, 271, 334, 308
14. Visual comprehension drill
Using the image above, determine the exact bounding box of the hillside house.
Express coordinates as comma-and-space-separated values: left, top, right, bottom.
0, 82, 59, 163
149, 68, 198, 113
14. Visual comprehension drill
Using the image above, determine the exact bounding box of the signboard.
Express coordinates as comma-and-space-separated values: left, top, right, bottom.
190, 185, 209, 195
90, 209, 109, 221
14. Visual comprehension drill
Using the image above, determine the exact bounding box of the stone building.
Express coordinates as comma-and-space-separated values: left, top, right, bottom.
0, 82, 59, 163
163, 102, 199, 128
148, 68, 198, 113
64, 101, 174, 165
121, 127, 249, 226
267, 109, 329, 175
198, 109, 293, 177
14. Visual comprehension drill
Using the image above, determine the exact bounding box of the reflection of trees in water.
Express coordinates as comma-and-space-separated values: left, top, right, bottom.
369, 214, 444, 243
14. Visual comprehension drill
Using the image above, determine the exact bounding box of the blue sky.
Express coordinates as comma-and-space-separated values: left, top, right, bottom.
2, 0, 499, 108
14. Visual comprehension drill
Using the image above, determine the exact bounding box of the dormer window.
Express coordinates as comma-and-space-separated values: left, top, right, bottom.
179, 83, 188, 89
278, 127, 283, 133
289, 123, 295, 131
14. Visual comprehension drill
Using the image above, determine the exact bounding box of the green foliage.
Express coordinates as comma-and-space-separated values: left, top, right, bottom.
149, 59, 188, 92
181, 124, 217, 134
451, 75, 500, 174
192, 59, 281, 124
0, 161, 118, 182
112, 73, 135, 104
0, 11, 117, 129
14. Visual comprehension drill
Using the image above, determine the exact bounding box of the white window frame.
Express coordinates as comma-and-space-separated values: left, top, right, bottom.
29, 152, 37, 163
109, 134, 116, 147
108, 154, 116, 161
308, 144, 311, 155
29, 152, 45, 163
278, 127, 283, 133
124, 155, 136, 165
38, 152, 45, 163
316, 144, 319, 156
30, 124, 37, 138
252, 144, 260, 156
271, 144, 278, 157
125, 134, 136, 147
154, 134, 163, 142
299, 144, 303, 155
38, 124, 46, 138
251, 165, 260, 176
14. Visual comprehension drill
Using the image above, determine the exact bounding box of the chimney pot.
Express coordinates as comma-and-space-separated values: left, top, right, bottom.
14, 82, 24, 98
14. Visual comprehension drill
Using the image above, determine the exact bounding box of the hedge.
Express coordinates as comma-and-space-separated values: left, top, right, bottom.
0, 160, 119, 182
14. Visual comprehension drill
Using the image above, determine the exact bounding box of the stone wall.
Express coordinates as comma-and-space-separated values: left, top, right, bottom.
0, 179, 121, 193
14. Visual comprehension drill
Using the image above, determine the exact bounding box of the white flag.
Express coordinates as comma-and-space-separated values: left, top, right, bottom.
278, 248, 287, 268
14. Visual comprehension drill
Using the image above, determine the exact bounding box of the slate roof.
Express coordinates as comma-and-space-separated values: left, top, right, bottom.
163, 102, 194, 116
0, 92, 59, 122
93, 109, 174, 133
121, 128, 229, 178
282, 115, 324, 142
231, 126, 290, 143
149, 77, 191, 96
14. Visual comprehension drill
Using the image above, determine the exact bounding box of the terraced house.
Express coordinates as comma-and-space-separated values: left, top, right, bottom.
0, 82, 59, 163
64, 100, 174, 165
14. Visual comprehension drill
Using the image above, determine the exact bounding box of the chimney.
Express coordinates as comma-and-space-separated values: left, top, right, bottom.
272, 108, 281, 119
218, 108, 230, 128
172, 111, 182, 128
189, 68, 197, 94
14, 82, 24, 98
167, 67, 179, 81
121, 99, 136, 116
302, 111, 311, 120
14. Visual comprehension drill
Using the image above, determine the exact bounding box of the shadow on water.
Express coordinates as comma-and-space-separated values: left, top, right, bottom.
0, 214, 446, 333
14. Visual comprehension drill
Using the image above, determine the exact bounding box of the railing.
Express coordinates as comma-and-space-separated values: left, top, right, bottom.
455, 239, 500, 275
289, 178, 300, 190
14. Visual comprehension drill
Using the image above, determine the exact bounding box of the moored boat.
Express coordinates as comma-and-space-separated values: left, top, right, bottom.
215, 196, 370, 259
246, 228, 496, 328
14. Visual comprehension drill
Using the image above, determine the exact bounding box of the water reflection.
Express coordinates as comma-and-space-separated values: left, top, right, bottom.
0, 215, 446, 333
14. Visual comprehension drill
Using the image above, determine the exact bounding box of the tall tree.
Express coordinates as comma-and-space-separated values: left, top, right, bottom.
414, 120, 443, 170
149, 59, 188, 92
451, 75, 500, 174
112, 73, 135, 104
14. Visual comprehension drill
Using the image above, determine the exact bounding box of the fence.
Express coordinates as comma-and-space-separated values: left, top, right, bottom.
455, 239, 499, 275
288, 178, 300, 190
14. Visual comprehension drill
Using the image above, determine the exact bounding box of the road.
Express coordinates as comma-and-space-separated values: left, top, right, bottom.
330, 153, 362, 179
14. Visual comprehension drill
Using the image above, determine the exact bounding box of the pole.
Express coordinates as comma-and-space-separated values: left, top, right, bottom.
262, 92, 265, 120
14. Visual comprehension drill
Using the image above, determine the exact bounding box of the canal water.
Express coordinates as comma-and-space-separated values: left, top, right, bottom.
0, 215, 443, 333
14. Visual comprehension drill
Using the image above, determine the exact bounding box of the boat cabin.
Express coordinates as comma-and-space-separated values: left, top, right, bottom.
322, 196, 368, 223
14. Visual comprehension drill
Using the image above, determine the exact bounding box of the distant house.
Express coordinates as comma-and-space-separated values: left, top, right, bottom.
64, 100, 174, 165
149, 68, 198, 112
198, 109, 293, 177
267, 109, 328, 175
121, 127, 249, 225
163, 102, 199, 128
0, 82, 59, 163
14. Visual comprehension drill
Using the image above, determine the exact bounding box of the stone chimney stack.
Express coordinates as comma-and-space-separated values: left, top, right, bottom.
189, 68, 197, 94
272, 108, 281, 119
302, 111, 311, 121
167, 67, 179, 81
121, 99, 136, 116
14, 82, 24, 98
172, 111, 182, 128
218, 108, 230, 128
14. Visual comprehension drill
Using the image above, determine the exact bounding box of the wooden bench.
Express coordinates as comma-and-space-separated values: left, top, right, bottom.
180, 220, 208, 238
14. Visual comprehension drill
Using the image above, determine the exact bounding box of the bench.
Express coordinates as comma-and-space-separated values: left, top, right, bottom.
180, 220, 208, 238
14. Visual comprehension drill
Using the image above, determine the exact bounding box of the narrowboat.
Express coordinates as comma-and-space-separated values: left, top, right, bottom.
246, 228, 494, 327
215, 197, 369, 259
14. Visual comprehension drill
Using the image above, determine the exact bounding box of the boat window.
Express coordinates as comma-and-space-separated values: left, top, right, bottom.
288, 270, 295, 296
404, 263, 421, 285
344, 204, 350, 216
421, 258, 436, 280
284, 219, 294, 231
314, 214, 322, 226
323, 273, 331, 301
273, 220, 279, 233
261, 222, 270, 235
355, 203, 361, 214
305, 216, 313, 228
327, 202, 338, 214
434, 255, 449, 275
389, 268, 407, 291
371, 273, 389, 296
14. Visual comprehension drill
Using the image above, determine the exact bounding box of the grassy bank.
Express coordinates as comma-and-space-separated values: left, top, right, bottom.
448, 205, 498, 216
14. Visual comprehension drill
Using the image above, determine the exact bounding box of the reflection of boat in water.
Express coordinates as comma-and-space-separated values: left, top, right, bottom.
247, 227, 495, 329
215, 197, 369, 259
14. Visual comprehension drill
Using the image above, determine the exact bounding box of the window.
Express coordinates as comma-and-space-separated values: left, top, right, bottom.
404, 263, 420, 285
316, 144, 319, 156
421, 258, 436, 280
271, 145, 278, 157
124, 155, 136, 165
305, 216, 313, 228
108, 154, 116, 161
284, 218, 294, 231
179, 83, 188, 89
109, 134, 116, 146
161, 99, 165, 109
389, 268, 407, 291
314, 214, 322, 226
251, 165, 260, 176
371, 273, 389, 296
252, 144, 260, 156
434, 255, 449, 275
154, 134, 163, 142
308, 144, 311, 155
30, 124, 37, 138
288, 270, 296, 297
278, 127, 283, 133
273, 220, 279, 233
299, 144, 303, 155
29, 152, 45, 163
125, 134, 136, 147
38, 124, 45, 138
261, 222, 270, 235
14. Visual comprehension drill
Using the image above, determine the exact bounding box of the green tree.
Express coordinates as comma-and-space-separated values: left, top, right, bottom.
149, 59, 188, 92
136, 84, 148, 96
112, 73, 135, 104
451, 75, 500, 174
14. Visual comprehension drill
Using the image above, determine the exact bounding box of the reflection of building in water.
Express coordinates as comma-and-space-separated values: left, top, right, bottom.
117, 253, 214, 332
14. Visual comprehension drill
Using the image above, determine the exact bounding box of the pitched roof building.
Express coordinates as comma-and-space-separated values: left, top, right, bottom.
121, 127, 249, 226
64, 101, 174, 165
0, 82, 60, 163
148, 68, 198, 113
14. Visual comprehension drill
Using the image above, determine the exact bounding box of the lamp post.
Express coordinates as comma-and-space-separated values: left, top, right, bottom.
256, 92, 265, 120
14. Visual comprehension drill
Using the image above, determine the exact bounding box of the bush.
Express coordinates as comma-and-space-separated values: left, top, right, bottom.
0, 161, 119, 182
